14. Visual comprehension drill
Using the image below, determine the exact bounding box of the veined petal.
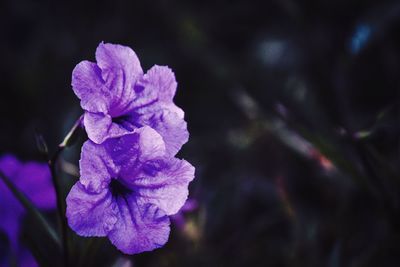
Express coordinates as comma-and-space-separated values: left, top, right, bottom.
103, 132, 141, 175
130, 65, 177, 110
80, 139, 117, 193
132, 158, 195, 215
134, 109, 188, 156
108, 196, 170, 254
103, 127, 165, 179
72, 61, 111, 113
141, 65, 177, 102
96, 42, 143, 82
83, 112, 130, 144
136, 127, 166, 161
96, 42, 143, 117
123, 64, 187, 156
133, 64, 185, 120
66, 182, 118, 237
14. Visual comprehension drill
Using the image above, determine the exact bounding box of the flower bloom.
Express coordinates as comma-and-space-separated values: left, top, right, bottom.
72, 42, 188, 156
0, 155, 56, 267
66, 127, 195, 254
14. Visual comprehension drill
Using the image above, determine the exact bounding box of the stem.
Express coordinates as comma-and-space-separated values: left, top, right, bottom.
48, 146, 69, 267
48, 115, 83, 267
59, 115, 83, 149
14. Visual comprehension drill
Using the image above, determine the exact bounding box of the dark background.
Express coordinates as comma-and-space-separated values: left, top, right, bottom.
1, 0, 400, 266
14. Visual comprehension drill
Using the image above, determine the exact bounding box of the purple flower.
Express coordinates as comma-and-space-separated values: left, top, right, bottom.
66, 126, 195, 254
72, 42, 188, 156
0, 154, 56, 267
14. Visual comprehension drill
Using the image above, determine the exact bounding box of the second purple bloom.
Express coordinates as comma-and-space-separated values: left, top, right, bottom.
72, 42, 188, 156
66, 126, 195, 254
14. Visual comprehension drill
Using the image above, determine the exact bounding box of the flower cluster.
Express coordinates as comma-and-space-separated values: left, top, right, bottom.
0, 154, 56, 267
66, 42, 195, 254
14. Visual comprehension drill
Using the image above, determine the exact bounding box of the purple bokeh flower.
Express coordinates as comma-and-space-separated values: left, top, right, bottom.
66, 126, 195, 254
72, 42, 188, 156
0, 154, 56, 267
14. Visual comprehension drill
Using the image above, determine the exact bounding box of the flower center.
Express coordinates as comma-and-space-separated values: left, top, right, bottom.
112, 114, 141, 131
110, 178, 132, 197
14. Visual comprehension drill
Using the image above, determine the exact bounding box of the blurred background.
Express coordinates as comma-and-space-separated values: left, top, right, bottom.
1, 0, 400, 266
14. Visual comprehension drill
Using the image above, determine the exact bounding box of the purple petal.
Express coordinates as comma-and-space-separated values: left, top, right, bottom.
66, 182, 118, 237
95, 42, 143, 117
180, 198, 198, 212
0, 155, 23, 247
79, 139, 117, 193
15, 162, 55, 210
83, 112, 129, 144
108, 195, 170, 254
135, 109, 188, 156
18, 249, 38, 267
136, 127, 166, 161
0, 211, 22, 250
103, 127, 165, 178
72, 61, 111, 113
126, 65, 188, 156
0, 155, 55, 249
170, 213, 185, 229
131, 65, 179, 110
102, 131, 140, 173
0, 154, 20, 178
104, 129, 194, 215
132, 158, 195, 215
144, 65, 178, 102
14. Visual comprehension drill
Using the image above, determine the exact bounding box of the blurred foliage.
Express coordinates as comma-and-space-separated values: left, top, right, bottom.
1, 0, 400, 266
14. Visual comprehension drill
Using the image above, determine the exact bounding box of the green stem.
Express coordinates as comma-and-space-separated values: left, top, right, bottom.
48, 146, 69, 267
48, 115, 83, 267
